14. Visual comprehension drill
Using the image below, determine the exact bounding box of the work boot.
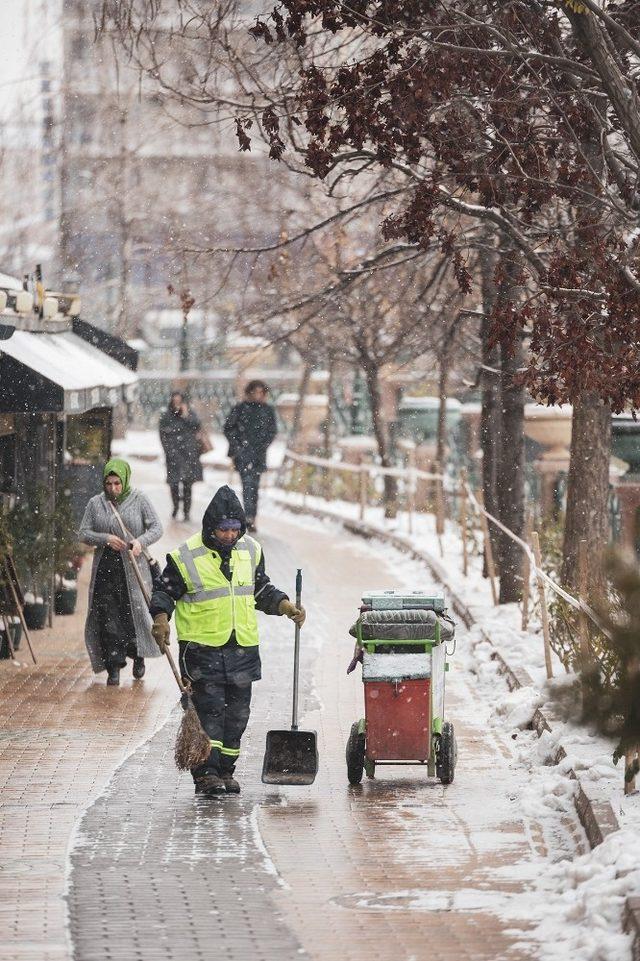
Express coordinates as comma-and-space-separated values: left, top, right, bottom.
132, 656, 145, 679
106, 666, 120, 686
222, 774, 241, 794
194, 774, 226, 796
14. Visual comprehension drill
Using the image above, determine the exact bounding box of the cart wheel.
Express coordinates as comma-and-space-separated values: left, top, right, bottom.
346, 721, 366, 785
436, 721, 457, 785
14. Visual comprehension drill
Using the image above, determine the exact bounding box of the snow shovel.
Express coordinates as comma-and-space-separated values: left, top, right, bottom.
262, 569, 318, 785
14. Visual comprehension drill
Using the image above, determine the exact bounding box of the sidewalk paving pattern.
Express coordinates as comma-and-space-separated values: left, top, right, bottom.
1, 465, 589, 961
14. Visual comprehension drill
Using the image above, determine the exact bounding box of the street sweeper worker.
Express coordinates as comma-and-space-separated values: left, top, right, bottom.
149, 485, 305, 797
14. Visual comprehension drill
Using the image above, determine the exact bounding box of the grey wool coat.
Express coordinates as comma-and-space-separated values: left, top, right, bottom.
78, 491, 163, 672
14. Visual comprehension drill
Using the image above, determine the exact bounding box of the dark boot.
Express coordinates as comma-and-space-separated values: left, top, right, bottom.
170, 485, 180, 519
183, 484, 192, 523
132, 656, 145, 679
222, 774, 241, 794
106, 666, 120, 686
194, 774, 226, 796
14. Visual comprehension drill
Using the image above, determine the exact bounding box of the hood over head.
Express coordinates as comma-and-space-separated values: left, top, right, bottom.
103, 458, 132, 503
202, 485, 246, 549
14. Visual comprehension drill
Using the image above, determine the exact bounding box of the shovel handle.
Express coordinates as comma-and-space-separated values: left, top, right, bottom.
292, 568, 302, 731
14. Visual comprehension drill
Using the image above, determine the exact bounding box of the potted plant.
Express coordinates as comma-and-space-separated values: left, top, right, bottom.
0, 618, 21, 658
53, 488, 79, 616
9, 486, 54, 630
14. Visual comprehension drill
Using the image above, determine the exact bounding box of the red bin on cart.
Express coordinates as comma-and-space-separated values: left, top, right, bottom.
345, 590, 457, 784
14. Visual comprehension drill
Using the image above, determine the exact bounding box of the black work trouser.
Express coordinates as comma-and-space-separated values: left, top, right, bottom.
170, 481, 193, 517
179, 638, 261, 780
237, 464, 263, 522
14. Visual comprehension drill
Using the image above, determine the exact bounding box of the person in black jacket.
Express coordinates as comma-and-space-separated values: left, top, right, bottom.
149, 485, 305, 796
159, 391, 204, 522
223, 381, 277, 532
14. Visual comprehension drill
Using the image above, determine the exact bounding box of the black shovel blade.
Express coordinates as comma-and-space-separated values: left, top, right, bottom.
261, 729, 318, 785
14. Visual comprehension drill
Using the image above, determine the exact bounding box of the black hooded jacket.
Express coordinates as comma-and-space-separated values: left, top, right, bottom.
149, 486, 287, 622
223, 401, 277, 472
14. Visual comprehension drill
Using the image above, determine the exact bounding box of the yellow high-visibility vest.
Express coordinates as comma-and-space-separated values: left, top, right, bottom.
170, 533, 261, 647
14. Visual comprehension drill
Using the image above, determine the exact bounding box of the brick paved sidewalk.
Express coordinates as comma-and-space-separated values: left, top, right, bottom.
66, 494, 587, 961
0, 468, 187, 961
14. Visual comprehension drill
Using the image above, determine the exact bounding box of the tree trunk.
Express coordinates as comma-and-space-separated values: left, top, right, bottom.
322, 360, 335, 499
363, 363, 397, 518
479, 242, 501, 569
289, 361, 313, 452
568, 9, 640, 166
323, 359, 335, 460
561, 391, 611, 599
436, 352, 450, 467
497, 335, 526, 603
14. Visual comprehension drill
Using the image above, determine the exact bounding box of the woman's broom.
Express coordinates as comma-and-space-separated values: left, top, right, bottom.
108, 501, 210, 770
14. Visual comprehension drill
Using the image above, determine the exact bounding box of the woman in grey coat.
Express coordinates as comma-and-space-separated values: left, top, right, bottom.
79, 458, 163, 686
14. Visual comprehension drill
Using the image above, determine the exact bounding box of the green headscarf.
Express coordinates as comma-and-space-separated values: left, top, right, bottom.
103, 458, 132, 504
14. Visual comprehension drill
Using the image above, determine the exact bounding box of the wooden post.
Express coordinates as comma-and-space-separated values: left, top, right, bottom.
359, 459, 367, 522
435, 461, 445, 537
626, 657, 640, 795
577, 540, 591, 669
459, 469, 469, 577
407, 448, 416, 535
323, 462, 331, 502
531, 531, 553, 680
521, 512, 533, 632
625, 747, 639, 796
476, 490, 498, 606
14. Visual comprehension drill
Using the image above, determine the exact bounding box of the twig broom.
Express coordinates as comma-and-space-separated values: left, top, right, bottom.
108, 501, 210, 770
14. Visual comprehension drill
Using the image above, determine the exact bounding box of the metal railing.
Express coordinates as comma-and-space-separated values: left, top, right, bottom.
281, 447, 610, 660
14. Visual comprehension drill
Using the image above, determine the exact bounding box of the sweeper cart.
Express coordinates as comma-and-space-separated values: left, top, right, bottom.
345, 590, 457, 785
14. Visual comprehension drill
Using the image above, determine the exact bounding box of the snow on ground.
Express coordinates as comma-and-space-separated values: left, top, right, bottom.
268, 490, 640, 960
112, 428, 285, 469
112, 432, 639, 958
272, 488, 639, 825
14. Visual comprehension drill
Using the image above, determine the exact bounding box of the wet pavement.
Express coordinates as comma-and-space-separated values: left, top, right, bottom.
1, 462, 588, 961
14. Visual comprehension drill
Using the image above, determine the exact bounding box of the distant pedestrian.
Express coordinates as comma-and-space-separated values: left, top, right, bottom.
79, 459, 163, 686
159, 391, 204, 523
223, 380, 277, 532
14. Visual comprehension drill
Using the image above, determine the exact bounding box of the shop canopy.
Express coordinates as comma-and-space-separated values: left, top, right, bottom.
0, 330, 138, 414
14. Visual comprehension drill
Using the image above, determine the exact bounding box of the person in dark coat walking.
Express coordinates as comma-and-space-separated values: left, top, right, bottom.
149, 485, 305, 796
223, 380, 277, 532
159, 391, 204, 523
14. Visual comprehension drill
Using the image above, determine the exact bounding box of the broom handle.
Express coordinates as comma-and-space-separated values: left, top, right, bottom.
291, 568, 302, 731
108, 501, 186, 694
105, 510, 156, 566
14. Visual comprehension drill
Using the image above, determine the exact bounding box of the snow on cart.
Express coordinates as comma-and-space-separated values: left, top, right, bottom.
345, 590, 457, 785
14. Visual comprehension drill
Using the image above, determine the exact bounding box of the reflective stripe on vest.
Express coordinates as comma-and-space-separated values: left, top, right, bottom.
171, 533, 262, 647
180, 584, 255, 603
